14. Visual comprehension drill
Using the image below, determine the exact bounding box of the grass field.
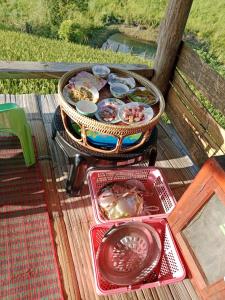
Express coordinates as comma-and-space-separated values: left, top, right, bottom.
0, 29, 150, 94
1, 0, 225, 67
186, 0, 225, 64
1, 0, 225, 65
90, 0, 225, 64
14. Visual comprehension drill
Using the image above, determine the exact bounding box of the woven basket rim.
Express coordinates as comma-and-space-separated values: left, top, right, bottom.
58, 66, 165, 132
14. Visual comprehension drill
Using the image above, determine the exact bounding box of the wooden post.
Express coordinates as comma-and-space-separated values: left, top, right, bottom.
152, 0, 193, 95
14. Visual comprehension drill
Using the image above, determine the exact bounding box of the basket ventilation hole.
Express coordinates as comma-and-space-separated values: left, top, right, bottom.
154, 177, 173, 212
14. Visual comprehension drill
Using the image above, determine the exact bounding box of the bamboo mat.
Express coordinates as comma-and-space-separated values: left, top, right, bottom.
0, 136, 64, 299
0, 94, 200, 300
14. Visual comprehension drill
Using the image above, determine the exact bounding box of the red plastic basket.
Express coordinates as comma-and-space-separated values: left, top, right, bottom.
87, 167, 176, 223
89, 219, 186, 295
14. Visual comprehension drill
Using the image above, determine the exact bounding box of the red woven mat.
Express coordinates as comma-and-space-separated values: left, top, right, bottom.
0, 136, 64, 299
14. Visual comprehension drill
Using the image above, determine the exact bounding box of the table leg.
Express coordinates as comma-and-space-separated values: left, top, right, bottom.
148, 146, 157, 166
51, 119, 57, 140
66, 154, 86, 195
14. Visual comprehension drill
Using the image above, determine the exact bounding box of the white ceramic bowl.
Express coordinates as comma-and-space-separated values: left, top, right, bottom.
92, 65, 110, 78
110, 83, 129, 99
76, 100, 97, 116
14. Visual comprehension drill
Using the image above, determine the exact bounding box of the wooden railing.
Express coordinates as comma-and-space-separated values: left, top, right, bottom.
0, 61, 153, 80
166, 42, 225, 165
0, 47, 224, 166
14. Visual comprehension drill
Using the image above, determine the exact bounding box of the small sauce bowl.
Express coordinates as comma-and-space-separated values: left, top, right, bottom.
92, 65, 110, 78
76, 100, 98, 117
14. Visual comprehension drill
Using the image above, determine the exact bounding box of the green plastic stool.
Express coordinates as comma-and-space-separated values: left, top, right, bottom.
0, 103, 36, 167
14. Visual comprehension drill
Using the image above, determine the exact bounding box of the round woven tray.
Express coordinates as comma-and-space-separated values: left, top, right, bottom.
58, 66, 165, 154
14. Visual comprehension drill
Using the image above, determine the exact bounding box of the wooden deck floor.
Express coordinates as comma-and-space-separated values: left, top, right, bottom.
0, 94, 200, 300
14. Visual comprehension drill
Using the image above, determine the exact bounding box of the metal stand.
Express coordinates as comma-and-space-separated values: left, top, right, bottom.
52, 106, 158, 195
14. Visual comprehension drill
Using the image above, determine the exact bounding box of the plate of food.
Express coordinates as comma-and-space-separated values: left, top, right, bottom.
69, 71, 107, 91
119, 102, 154, 125
128, 87, 159, 105
63, 83, 99, 106
95, 98, 124, 124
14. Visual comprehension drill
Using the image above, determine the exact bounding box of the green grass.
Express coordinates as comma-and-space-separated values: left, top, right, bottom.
186, 0, 225, 65
88, 0, 166, 28
0, 29, 150, 94
87, 0, 225, 68
179, 72, 225, 129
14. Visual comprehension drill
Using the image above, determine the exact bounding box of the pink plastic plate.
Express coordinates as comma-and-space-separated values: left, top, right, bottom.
96, 222, 162, 285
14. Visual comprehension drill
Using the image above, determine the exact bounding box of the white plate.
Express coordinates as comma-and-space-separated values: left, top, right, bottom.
128, 87, 159, 105
95, 98, 124, 124
118, 102, 154, 125
62, 83, 99, 107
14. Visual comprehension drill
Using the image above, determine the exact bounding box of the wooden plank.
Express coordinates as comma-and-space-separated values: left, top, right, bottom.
156, 124, 197, 200
169, 283, 192, 300
166, 88, 209, 166
39, 160, 81, 300
155, 286, 174, 300
142, 289, 158, 300
166, 87, 225, 166
177, 42, 225, 114
38, 94, 59, 123
152, 0, 193, 95
38, 95, 99, 300
0, 61, 153, 79
183, 279, 200, 300
171, 71, 225, 152
11, 94, 41, 119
